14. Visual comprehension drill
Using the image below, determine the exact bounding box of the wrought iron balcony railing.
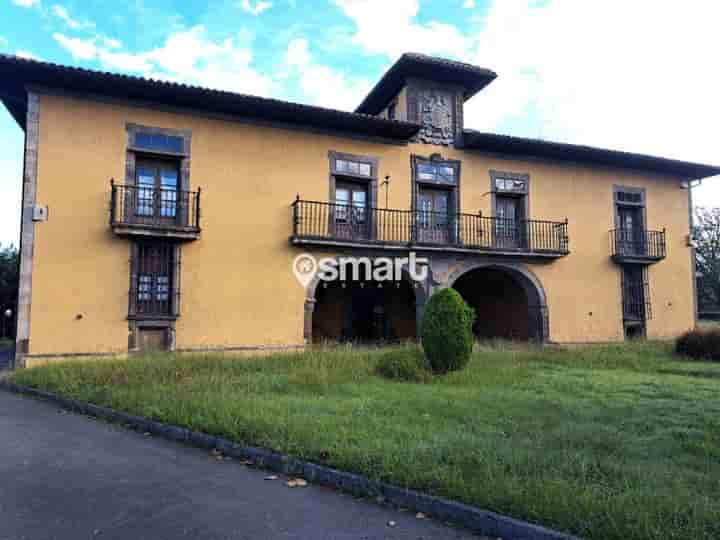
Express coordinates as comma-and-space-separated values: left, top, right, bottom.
610, 228, 666, 263
291, 198, 569, 256
110, 181, 201, 239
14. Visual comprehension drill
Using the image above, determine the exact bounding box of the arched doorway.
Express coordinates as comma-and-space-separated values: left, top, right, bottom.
309, 269, 421, 344
450, 263, 547, 342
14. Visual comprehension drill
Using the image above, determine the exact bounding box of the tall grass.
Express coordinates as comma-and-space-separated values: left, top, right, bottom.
11, 342, 720, 540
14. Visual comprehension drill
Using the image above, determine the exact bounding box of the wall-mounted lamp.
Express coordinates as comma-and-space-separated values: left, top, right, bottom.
380, 175, 391, 208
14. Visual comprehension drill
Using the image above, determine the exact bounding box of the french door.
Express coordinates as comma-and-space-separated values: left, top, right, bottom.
134, 158, 180, 224
494, 195, 525, 248
334, 181, 369, 239
617, 206, 645, 256
418, 188, 451, 243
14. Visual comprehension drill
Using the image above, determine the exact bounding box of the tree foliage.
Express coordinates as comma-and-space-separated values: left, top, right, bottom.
0, 243, 19, 338
694, 207, 720, 312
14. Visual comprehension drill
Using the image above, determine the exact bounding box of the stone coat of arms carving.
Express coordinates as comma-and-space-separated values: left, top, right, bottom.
418, 89, 454, 146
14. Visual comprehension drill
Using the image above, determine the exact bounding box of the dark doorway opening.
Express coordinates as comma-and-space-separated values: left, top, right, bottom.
452, 266, 545, 342
312, 274, 417, 344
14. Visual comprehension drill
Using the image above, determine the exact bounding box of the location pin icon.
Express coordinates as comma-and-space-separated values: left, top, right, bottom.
293, 253, 317, 289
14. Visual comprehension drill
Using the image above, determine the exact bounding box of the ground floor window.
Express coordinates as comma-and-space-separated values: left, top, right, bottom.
621, 265, 651, 339
131, 242, 178, 318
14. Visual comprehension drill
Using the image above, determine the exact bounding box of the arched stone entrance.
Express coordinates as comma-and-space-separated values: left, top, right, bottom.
448, 262, 548, 342
304, 263, 426, 344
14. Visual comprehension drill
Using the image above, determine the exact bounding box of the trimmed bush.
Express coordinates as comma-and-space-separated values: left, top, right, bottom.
676, 328, 720, 361
421, 288, 475, 374
375, 348, 430, 382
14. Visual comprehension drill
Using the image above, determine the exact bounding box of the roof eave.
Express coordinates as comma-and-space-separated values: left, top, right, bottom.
355, 53, 497, 116
461, 129, 720, 179
0, 54, 420, 141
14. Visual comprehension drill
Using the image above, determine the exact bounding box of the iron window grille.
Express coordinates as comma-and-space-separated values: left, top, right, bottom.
129, 242, 180, 318
621, 266, 652, 321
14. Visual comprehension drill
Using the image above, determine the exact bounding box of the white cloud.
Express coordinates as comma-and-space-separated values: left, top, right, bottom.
11, 0, 39, 7
464, 0, 720, 165
101, 36, 122, 49
52, 33, 97, 60
334, 0, 470, 60
239, 0, 273, 16
463, 0, 476, 8
53, 25, 274, 97
284, 38, 311, 69
142, 25, 274, 95
460, 0, 720, 205
15, 49, 40, 60
283, 38, 372, 111
98, 49, 152, 72
51, 4, 95, 29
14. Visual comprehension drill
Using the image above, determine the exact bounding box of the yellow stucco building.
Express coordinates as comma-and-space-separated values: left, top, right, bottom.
2, 53, 718, 365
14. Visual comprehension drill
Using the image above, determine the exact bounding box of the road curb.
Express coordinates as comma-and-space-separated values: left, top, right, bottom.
0, 381, 582, 540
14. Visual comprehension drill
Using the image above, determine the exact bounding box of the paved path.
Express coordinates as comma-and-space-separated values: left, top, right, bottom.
0, 391, 477, 540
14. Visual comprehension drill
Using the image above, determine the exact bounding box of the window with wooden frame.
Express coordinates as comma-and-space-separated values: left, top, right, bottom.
490, 170, 529, 249
328, 151, 379, 240
129, 242, 180, 318
412, 155, 460, 244
134, 157, 181, 221
125, 124, 192, 228
613, 186, 647, 256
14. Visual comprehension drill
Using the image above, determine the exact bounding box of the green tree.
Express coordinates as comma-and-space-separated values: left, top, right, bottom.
421, 288, 475, 374
694, 207, 720, 313
0, 243, 19, 339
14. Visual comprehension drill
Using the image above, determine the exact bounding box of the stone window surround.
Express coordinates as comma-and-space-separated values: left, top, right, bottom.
126, 241, 182, 353
612, 184, 647, 230
125, 123, 192, 192
489, 170, 530, 219
327, 150, 380, 238
411, 153, 462, 217
125, 124, 192, 353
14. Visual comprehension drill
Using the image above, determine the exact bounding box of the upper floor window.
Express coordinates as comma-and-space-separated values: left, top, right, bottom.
334, 157, 373, 177
417, 162, 456, 184
135, 158, 180, 219
494, 176, 527, 193
613, 186, 647, 256
328, 151, 379, 241
387, 101, 397, 120
614, 186, 645, 206
127, 124, 190, 157
490, 170, 530, 249
133, 132, 184, 154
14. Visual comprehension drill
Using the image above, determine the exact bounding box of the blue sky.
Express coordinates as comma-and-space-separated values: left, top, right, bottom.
1, 0, 719, 246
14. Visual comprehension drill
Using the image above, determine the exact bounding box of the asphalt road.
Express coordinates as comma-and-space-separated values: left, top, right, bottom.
0, 390, 478, 540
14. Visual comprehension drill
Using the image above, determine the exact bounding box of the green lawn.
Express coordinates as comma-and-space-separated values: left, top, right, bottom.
10, 342, 720, 540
